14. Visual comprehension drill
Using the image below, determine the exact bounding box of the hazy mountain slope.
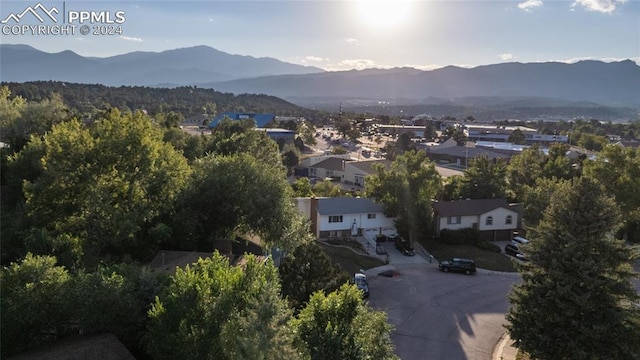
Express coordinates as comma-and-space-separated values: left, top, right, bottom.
0, 44, 325, 85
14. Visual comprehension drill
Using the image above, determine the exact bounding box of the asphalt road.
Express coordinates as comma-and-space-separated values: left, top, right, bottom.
366, 263, 520, 360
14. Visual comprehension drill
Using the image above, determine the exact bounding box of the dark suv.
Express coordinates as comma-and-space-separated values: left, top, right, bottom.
439, 258, 476, 275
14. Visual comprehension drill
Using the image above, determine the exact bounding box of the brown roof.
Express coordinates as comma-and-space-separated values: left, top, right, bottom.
433, 199, 514, 217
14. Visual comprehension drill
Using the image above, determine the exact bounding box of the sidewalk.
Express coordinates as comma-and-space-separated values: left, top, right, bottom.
493, 332, 518, 360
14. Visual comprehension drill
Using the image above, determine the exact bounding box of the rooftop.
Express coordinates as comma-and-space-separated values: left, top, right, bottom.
316, 197, 385, 216
433, 198, 514, 217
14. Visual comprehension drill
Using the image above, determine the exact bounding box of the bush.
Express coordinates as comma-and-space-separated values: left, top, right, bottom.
475, 241, 501, 253
439, 228, 479, 245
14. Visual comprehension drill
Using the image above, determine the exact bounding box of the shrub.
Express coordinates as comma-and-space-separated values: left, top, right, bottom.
439, 228, 479, 245
475, 241, 501, 253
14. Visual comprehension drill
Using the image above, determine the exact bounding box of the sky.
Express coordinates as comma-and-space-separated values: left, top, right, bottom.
1, 0, 639, 71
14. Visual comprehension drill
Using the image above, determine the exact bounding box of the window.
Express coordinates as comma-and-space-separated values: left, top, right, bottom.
329, 215, 343, 223
486, 216, 493, 226
447, 216, 461, 225
505, 215, 513, 225
367, 213, 376, 219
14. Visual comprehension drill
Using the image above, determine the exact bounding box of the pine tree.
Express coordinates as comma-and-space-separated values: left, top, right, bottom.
506, 177, 640, 360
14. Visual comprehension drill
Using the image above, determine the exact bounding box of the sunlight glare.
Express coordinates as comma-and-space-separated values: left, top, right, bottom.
356, 0, 412, 31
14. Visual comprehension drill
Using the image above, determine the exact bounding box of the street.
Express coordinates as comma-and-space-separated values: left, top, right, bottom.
366, 261, 520, 360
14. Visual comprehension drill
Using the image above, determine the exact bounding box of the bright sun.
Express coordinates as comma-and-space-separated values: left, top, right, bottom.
356, 0, 412, 31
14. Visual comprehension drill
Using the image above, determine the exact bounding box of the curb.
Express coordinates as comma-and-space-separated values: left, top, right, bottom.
492, 332, 509, 360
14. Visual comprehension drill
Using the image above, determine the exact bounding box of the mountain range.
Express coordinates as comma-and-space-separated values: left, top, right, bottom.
1, 44, 639, 110
0, 44, 324, 85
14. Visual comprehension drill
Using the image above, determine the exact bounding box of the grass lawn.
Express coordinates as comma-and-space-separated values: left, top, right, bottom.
423, 241, 517, 272
320, 243, 386, 275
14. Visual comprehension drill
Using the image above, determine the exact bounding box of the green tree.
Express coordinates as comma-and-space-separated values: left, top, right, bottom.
507, 128, 526, 145
541, 143, 575, 180
298, 121, 317, 146
521, 177, 568, 229
292, 284, 398, 360
0, 90, 69, 151
366, 150, 442, 243
278, 241, 350, 310
14, 109, 191, 266
1, 254, 73, 356
457, 154, 507, 200
312, 179, 344, 197
577, 133, 609, 151
292, 177, 314, 197
208, 117, 282, 168
282, 142, 301, 174
173, 153, 310, 253
506, 145, 544, 201
396, 132, 416, 154
583, 145, 640, 243
506, 178, 640, 360
146, 253, 300, 360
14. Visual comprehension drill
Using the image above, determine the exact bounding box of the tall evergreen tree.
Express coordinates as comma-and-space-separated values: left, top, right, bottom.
506, 178, 640, 360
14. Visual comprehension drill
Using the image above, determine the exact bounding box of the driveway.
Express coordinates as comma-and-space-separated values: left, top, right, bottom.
366, 263, 520, 360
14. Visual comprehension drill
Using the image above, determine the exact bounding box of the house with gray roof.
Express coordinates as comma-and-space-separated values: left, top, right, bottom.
343, 159, 392, 187
296, 197, 395, 240
433, 198, 520, 241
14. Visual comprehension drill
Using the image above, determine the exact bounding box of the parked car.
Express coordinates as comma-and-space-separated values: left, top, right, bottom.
375, 243, 387, 255
439, 258, 476, 275
511, 236, 530, 246
353, 272, 369, 298
504, 243, 527, 261
394, 236, 415, 256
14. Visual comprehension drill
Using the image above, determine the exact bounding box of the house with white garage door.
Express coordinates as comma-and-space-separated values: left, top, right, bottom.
295, 197, 396, 240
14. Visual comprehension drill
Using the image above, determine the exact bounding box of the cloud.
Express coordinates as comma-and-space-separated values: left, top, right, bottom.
403, 63, 444, 71
305, 56, 326, 62
500, 53, 515, 61
119, 35, 143, 42
518, 0, 543, 11
337, 59, 376, 70
344, 37, 359, 45
572, 0, 626, 13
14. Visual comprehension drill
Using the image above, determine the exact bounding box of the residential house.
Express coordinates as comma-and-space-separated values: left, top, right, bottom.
298, 155, 353, 181
343, 159, 392, 188
433, 198, 520, 241
296, 197, 395, 240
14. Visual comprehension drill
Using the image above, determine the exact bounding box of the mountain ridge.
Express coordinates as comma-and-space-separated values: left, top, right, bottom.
1, 44, 638, 108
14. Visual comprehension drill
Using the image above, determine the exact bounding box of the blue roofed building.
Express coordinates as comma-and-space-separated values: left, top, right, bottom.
208, 112, 276, 128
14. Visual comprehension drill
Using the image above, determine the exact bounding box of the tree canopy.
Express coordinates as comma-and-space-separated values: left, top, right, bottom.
146, 253, 300, 360
506, 177, 640, 360
171, 152, 311, 253
12, 109, 191, 267
293, 284, 398, 360
366, 150, 442, 243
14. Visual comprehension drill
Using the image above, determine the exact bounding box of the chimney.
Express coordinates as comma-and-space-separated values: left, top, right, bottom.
310, 196, 318, 237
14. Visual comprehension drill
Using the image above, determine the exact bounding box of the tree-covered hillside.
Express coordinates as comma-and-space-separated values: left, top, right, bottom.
2, 81, 318, 119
